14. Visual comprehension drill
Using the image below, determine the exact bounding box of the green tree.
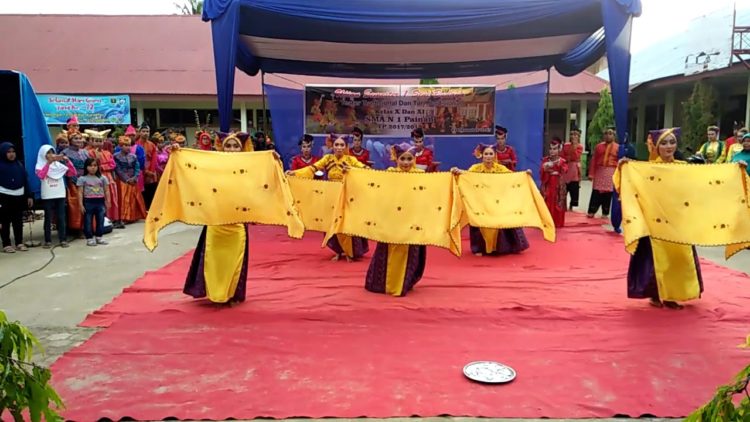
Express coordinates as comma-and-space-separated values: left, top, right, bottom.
686, 362, 750, 421
681, 80, 717, 154
419, 79, 440, 85
587, 88, 615, 150
175, 0, 203, 15
0, 311, 64, 421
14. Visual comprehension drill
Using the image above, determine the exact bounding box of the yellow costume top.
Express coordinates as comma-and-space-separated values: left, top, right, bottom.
457, 167, 555, 243
467, 162, 511, 174
613, 159, 750, 259
698, 140, 726, 163
143, 149, 304, 250
287, 177, 342, 233
323, 167, 463, 256
294, 154, 366, 180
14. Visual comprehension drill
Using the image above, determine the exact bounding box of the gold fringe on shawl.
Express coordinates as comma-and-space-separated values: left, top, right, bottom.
323, 168, 463, 256
456, 171, 556, 242
613, 161, 750, 259
143, 149, 304, 251
287, 176, 343, 233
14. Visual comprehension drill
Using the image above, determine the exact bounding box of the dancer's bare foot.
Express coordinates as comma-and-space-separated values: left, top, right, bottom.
649, 298, 663, 308
331, 254, 341, 262
474, 252, 482, 257
663, 301, 684, 310
345, 256, 353, 263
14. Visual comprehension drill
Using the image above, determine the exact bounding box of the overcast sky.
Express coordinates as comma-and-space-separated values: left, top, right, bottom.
0, 0, 744, 53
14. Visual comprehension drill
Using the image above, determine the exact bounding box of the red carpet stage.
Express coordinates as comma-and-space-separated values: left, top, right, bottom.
52, 213, 750, 420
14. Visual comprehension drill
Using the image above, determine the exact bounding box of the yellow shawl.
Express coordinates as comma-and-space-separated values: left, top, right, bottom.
456, 171, 556, 242
287, 176, 343, 233
614, 161, 750, 258
143, 149, 304, 251
323, 167, 463, 256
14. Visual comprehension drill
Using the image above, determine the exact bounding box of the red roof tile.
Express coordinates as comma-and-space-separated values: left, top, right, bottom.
0, 14, 608, 96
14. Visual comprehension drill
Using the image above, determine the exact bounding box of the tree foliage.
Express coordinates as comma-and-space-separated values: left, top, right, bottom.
175, 0, 203, 15
587, 88, 614, 149
681, 80, 717, 154
419, 79, 440, 85
686, 363, 750, 421
0, 311, 64, 421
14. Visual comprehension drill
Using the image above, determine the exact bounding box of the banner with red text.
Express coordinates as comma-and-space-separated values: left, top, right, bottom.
304, 85, 494, 136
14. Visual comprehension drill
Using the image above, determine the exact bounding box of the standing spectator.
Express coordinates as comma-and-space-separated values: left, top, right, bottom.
0, 142, 32, 253
113, 136, 147, 225
77, 158, 110, 246
696, 125, 726, 164
136, 123, 159, 210
35, 145, 76, 248
587, 126, 619, 218
561, 128, 584, 210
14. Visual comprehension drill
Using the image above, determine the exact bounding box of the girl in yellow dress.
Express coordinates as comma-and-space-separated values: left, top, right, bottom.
286, 137, 369, 261
623, 128, 703, 310
364, 143, 426, 296
451, 144, 531, 256
182, 133, 252, 304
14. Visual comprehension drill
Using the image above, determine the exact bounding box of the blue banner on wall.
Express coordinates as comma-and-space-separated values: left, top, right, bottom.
37, 94, 131, 125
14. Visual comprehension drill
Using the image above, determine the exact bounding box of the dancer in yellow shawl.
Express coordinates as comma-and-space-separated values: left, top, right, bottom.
451, 144, 531, 256
619, 128, 702, 310
286, 136, 369, 262
362, 143, 427, 296
181, 133, 252, 304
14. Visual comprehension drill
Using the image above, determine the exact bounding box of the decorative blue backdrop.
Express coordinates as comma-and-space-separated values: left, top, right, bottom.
267, 82, 546, 183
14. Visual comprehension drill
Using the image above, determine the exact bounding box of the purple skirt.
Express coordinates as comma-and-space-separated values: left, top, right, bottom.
469, 226, 530, 255
365, 243, 426, 297
627, 237, 704, 300
327, 235, 369, 259
183, 226, 249, 303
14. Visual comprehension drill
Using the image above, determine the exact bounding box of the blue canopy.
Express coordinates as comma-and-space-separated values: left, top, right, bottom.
203, 0, 641, 145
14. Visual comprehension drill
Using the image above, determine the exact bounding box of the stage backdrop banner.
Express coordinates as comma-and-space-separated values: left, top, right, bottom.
37, 94, 131, 125
304, 85, 494, 137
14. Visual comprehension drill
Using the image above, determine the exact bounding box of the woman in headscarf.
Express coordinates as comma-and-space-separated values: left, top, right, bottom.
286, 136, 369, 261
182, 132, 251, 305
36, 144, 76, 248
363, 143, 426, 296
61, 131, 90, 233
541, 137, 569, 228
86, 129, 121, 228
623, 128, 703, 310
451, 144, 530, 256
0, 142, 33, 252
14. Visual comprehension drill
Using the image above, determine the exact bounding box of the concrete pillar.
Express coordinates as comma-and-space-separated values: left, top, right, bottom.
564, 100, 572, 142
636, 96, 647, 158
578, 100, 588, 150
745, 75, 750, 127
240, 102, 248, 132
136, 103, 144, 126
664, 89, 675, 128
156, 108, 161, 128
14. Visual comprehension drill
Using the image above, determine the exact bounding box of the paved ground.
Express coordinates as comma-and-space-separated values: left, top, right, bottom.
2, 180, 746, 421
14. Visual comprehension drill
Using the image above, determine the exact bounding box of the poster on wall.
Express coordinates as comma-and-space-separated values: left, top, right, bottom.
37, 94, 131, 125
304, 85, 494, 136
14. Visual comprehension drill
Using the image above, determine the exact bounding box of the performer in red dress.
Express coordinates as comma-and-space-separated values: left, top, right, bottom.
541, 137, 568, 228
561, 128, 584, 210
587, 126, 619, 218
348, 127, 370, 165
494, 125, 517, 171
411, 128, 435, 171
290, 134, 319, 170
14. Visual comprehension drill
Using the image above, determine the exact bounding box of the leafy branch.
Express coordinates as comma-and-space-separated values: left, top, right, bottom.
0, 311, 64, 421
685, 363, 750, 421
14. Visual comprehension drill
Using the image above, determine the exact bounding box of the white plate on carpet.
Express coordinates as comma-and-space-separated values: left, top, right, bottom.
463, 361, 516, 384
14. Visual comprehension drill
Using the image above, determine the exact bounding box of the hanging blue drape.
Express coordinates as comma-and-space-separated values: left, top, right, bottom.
18, 73, 52, 197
